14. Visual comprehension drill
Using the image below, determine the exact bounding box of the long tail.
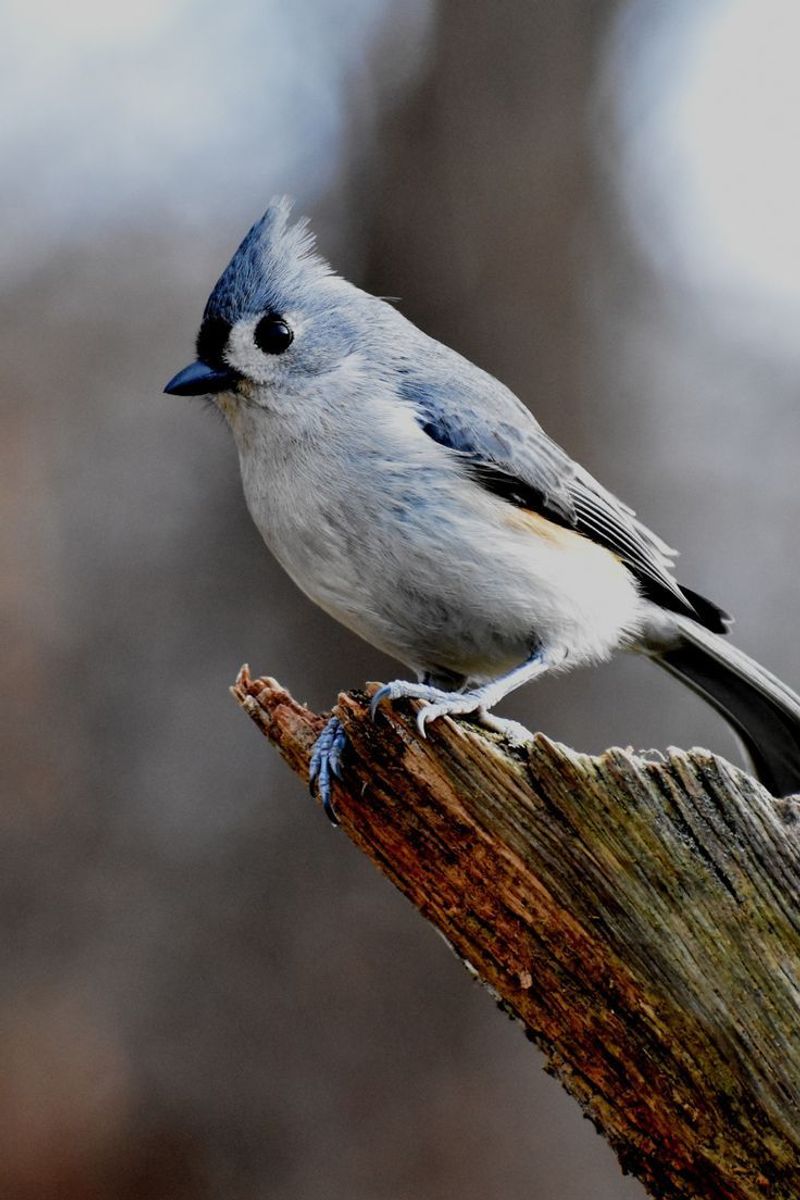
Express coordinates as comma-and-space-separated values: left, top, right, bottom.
650, 617, 800, 797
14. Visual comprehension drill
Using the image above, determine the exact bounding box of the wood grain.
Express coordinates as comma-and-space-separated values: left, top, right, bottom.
232, 666, 800, 1199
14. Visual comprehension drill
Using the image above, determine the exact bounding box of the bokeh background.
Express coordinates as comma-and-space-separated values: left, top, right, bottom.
4, 1, 799, 1196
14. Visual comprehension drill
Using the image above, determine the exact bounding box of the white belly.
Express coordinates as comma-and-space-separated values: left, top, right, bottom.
241, 435, 642, 680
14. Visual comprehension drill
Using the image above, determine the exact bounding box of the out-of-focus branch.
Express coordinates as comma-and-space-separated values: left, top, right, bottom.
232, 666, 800, 1200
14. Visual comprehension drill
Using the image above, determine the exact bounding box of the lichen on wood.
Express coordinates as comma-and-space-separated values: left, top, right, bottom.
232, 666, 800, 1200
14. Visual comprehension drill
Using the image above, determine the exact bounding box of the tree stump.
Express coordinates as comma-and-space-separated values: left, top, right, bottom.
232, 666, 800, 1200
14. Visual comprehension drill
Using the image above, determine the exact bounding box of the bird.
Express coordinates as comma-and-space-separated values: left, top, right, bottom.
165, 198, 800, 822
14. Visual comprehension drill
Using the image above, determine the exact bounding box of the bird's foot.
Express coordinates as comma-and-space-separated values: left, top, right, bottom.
473, 706, 533, 748
371, 681, 534, 745
369, 680, 455, 721
308, 715, 347, 825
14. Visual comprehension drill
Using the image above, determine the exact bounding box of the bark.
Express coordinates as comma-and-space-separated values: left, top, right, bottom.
232, 666, 800, 1199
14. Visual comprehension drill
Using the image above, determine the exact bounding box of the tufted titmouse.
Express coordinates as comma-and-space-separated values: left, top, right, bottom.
166, 199, 800, 820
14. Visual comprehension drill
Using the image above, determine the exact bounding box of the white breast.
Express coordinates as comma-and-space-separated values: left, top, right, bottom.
226, 388, 644, 680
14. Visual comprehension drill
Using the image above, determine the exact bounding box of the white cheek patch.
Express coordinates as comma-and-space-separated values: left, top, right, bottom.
225, 317, 265, 381
225, 312, 306, 383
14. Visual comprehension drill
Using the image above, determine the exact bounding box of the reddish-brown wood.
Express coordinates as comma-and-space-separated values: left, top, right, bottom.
232, 666, 800, 1200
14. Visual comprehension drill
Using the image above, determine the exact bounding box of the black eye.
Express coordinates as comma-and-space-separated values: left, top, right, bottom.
254, 313, 293, 355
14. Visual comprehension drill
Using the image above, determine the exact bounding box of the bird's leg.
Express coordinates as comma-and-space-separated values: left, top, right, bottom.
371, 648, 559, 743
308, 716, 347, 825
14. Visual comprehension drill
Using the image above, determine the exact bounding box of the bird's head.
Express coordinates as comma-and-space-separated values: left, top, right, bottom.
165, 198, 366, 410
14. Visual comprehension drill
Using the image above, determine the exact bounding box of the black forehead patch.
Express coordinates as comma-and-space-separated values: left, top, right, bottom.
196, 316, 232, 367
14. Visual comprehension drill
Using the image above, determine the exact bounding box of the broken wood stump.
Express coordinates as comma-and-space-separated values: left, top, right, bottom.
232, 666, 800, 1200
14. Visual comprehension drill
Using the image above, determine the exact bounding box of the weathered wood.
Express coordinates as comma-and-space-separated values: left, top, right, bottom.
232, 666, 800, 1200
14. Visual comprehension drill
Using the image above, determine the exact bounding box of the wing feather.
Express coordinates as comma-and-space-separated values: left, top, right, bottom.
400, 369, 729, 633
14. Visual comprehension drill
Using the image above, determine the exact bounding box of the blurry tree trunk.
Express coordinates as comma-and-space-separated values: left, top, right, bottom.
233, 667, 800, 1200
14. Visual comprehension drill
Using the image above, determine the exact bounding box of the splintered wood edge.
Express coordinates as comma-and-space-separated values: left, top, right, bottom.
231, 665, 325, 779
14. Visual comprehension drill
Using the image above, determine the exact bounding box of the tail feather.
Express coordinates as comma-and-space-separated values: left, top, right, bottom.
652, 618, 800, 798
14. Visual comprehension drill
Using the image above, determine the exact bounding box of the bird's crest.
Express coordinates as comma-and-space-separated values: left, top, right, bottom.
204, 197, 332, 322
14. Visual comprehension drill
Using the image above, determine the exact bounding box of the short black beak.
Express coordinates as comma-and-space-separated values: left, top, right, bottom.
163, 361, 239, 396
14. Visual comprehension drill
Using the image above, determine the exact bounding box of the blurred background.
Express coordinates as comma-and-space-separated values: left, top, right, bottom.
3, 0, 799, 1196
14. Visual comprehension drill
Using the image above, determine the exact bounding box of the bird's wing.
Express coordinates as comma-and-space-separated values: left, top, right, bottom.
400, 370, 729, 632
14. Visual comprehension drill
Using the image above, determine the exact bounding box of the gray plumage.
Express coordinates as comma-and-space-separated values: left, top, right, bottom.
166, 198, 800, 808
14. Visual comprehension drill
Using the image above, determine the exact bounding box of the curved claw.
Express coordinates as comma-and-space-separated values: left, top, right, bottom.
309, 716, 347, 826
369, 685, 393, 720
416, 704, 445, 736
416, 699, 477, 736
371, 679, 481, 737
370, 680, 455, 721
